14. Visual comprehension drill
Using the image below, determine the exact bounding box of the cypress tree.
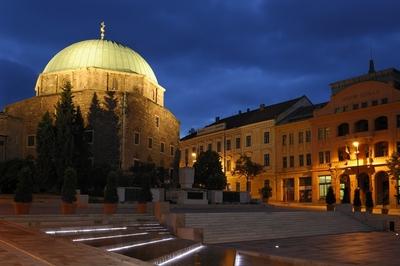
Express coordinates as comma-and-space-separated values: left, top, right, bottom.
54, 82, 75, 187
36, 111, 56, 191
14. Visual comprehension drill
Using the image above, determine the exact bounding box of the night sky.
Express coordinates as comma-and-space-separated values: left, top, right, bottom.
1, 1, 400, 136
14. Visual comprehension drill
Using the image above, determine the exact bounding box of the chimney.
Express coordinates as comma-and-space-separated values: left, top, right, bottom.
215, 116, 220, 122
260, 104, 265, 110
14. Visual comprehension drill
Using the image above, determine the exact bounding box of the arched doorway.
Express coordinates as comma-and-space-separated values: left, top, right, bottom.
375, 171, 389, 205
340, 174, 350, 202
357, 172, 370, 203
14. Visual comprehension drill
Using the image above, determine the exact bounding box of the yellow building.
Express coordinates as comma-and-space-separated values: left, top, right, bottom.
180, 96, 312, 199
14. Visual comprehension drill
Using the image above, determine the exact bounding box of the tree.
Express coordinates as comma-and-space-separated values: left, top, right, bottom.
387, 152, 400, 203
104, 171, 119, 203
72, 106, 90, 193
54, 82, 75, 187
61, 167, 77, 203
193, 150, 226, 190
36, 111, 56, 191
234, 155, 263, 192
14, 167, 33, 203
325, 186, 336, 205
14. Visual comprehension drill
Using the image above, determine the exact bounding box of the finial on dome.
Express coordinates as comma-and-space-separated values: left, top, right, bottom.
100, 21, 105, 40
368, 48, 375, 74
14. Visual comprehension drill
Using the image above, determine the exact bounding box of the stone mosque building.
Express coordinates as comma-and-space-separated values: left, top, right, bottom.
0, 26, 180, 171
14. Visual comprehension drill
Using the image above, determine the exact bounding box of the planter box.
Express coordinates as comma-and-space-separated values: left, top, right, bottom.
117, 187, 125, 202
208, 190, 223, 204
151, 188, 165, 202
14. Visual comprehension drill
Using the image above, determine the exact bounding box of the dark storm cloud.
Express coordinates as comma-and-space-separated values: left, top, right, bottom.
1, 0, 400, 135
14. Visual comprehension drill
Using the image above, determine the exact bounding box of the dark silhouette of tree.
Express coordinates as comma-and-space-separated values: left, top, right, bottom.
234, 155, 263, 192
36, 111, 56, 191
193, 150, 226, 190
54, 82, 75, 187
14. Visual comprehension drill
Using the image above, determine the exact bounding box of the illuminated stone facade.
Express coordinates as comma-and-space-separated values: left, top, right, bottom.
1, 39, 180, 171
181, 64, 400, 207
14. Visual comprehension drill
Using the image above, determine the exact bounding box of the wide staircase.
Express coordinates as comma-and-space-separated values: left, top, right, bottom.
184, 211, 374, 244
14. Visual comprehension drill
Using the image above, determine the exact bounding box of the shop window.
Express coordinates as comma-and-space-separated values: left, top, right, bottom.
374, 141, 388, 157
299, 177, 312, 202
319, 175, 332, 199
337, 123, 349, 136
374, 116, 388, 131
355, 120, 368, 132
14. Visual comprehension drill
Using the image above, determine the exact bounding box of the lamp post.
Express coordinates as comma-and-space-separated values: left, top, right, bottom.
353, 141, 360, 186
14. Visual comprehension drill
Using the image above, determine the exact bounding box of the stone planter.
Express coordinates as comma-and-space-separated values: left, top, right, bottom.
103, 203, 117, 214
326, 204, 335, 211
136, 203, 147, 214
61, 202, 76, 215
14, 202, 31, 215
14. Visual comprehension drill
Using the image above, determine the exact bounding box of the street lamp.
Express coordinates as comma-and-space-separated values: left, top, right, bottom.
191, 152, 197, 165
353, 141, 360, 186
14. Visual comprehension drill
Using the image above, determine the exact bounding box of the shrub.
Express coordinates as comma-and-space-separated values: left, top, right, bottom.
365, 191, 374, 209
260, 185, 272, 199
14, 167, 33, 203
342, 187, 350, 204
104, 171, 119, 203
325, 186, 336, 205
353, 188, 362, 207
61, 167, 77, 203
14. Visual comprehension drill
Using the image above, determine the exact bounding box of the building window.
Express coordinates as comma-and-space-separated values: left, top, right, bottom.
27, 135, 35, 147
305, 130, 311, 143
226, 160, 231, 172
325, 151, 331, 163
306, 153, 311, 166
338, 146, 350, 161
264, 132, 270, 144
155, 116, 160, 127
397, 142, 400, 153
374, 116, 388, 131
148, 138, 153, 149
337, 123, 349, 137
170, 146, 175, 156
134, 132, 140, 145
289, 156, 294, 168
226, 139, 231, 151
208, 143, 212, 151
160, 142, 165, 153
298, 132, 304, 144
282, 135, 287, 145
235, 137, 241, 149
283, 157, 287, 168
264, 153, 270, 167
85, 130, 94, 144
245, 135, 252, 147
289, 133, 294, 145
353, 103, 359, 110
355, 119, 369, 132
372, 100, 378, 106
319, 175, 332, 199
217, 141, 221, 152
381, 98, 388, 104
318, 127, 330, 141
361, 102, 368, 108
374, 141, 388, 157
299, 154, 304, 167
199, 145, 204, 153
319, 152, 324, 164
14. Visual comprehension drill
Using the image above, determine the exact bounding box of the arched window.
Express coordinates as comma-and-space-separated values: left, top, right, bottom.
374, 141, 388, 157
337, 123, 349, 136
354, 120, 368, 132
374, 116, 388, 131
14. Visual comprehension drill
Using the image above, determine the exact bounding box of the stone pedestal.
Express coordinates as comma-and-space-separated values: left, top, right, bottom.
179, 167, 194, 189
208, 190, 223, 204
151, 188, 165, 202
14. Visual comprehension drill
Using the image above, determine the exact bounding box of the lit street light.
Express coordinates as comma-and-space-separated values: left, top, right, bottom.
353, 141, 360, 186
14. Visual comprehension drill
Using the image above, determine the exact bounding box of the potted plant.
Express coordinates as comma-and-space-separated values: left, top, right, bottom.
259, 184, 272, 204
341, 187, 350, 204
103, 171, 119, 214
325, 186, 336, 211
14, 167, 33, 215
353, 187, 362, 212
137, 186, 153, 214
365, 190, 374, 213
61, 167, 77, 214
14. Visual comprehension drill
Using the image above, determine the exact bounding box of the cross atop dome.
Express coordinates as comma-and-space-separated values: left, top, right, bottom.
100, 21, 105, 40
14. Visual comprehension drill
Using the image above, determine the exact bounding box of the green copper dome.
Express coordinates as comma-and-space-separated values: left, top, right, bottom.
43, 39, 158, 83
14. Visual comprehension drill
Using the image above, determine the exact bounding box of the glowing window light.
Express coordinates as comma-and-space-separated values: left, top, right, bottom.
72, 232, 148, 242
107, 237, 174, 252
45, 226, 127, 235
156, 245, 204, 265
